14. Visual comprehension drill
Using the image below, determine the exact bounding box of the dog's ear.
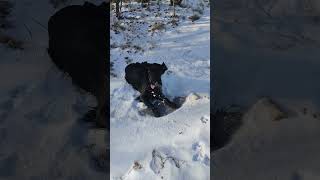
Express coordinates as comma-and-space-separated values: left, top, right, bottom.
162, 62, 167, 71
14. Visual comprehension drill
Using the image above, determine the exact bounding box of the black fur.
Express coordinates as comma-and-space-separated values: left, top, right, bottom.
125, 62, 177, 117
47, 2, 109, 128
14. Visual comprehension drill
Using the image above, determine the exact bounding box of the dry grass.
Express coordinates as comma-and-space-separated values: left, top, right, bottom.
0, 0, 13, 29
112, 20, 126, 32
136, 0, 150, 3
133, 161, 143, 170
0, 0, 12, 17
120, 42, 143, 50
110, 61, 117, 77
0, 1, 23, 50
49, 0, 68, 8
125, 56, 133, 64
149, 22, 165, 32
168, 18, 179, 26
189, 14, 201, 22
0, 33, 23, 50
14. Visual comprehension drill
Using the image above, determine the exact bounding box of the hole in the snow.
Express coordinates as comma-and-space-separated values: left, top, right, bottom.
125, 62, 186, 118
138, 96, 186, 117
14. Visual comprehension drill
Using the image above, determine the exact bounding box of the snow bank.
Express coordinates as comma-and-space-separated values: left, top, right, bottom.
110, 1, 210, 179
0, 0, 107, 179
213, 0, 320, 179
213, 98, 320, 180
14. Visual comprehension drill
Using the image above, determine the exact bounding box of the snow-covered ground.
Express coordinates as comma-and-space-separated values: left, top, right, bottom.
110, 1, 210, 179
213, 0, 320, 179
0, 0, 107, 179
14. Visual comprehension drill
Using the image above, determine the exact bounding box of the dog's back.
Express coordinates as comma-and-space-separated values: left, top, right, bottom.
125, 62, 168, 93
125, 63, 152, 93
125, 62, 178, 117
125, 62, 148, 92
48, 2, 109, 128
48, 2, 108, 96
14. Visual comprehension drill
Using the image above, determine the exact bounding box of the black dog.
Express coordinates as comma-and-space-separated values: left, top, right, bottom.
47, 2, 109, 128
125, 62, 178, 117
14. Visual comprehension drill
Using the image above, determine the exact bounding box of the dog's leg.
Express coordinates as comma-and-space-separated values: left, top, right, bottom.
95, 80, 107, 129
164, 98, 178, 109
96, 99, 107, 128
141, 94, 161, 117
155, 93, 178, 109
150, 105, 161, 117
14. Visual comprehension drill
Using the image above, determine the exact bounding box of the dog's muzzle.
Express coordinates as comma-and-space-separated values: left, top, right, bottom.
150, 82, 161, 90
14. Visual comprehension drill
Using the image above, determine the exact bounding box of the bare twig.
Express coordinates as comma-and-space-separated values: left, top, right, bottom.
30, 16, 48, 31
23, 23, 32, 40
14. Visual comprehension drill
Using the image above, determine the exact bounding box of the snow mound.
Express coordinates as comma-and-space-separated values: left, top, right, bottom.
110, 1, 210, 179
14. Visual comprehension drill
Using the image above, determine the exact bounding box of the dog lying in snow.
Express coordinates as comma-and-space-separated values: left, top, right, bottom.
125, 62, 178, 117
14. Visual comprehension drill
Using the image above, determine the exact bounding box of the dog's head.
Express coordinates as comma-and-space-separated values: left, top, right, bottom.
146, 62, 167, 90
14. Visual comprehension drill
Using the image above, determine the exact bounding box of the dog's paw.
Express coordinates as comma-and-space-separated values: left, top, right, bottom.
168, 101, 179, 109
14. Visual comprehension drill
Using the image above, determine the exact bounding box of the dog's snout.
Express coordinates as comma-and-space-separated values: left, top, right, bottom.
150, 81, 161, 90
154, 82, 161, 87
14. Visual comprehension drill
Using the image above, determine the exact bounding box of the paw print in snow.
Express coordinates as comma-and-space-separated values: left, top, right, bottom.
192, 142, 210, 166
200, 115, 209, 124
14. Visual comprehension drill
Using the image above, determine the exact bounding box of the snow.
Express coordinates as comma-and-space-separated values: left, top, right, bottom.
213, 0, 320, 179
110, 0, 210, 179
0, 0, 107, 179
213, 98, 320, 180
0, 0, 210, 179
